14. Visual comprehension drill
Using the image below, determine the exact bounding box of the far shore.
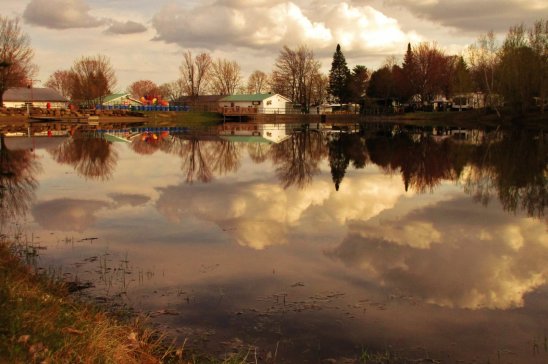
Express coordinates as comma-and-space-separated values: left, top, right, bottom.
0, 109, 546, 132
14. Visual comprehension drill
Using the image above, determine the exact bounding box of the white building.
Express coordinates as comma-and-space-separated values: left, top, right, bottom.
2, 87, 68, 108
219, 93, 292, 114
451, 92, 485, 110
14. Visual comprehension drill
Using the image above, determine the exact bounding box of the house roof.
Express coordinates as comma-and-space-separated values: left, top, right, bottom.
93, 93, 143, 105
102, 93, 129, 103
220, 93, 285, 102
3, 87, 68, 102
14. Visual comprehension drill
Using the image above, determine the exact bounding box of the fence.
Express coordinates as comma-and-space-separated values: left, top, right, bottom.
95, 104, 191, 112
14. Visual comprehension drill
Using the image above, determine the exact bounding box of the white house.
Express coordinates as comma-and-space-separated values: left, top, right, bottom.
2, 87, 68, 108
219, 93, 292, 114
451, 92, 485, 110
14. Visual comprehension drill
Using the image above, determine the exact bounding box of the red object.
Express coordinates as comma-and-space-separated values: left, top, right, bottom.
47, 130, 52, 137
46, 102, 51, 110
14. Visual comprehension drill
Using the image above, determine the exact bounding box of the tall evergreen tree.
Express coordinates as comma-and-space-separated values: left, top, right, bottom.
328, 44, 351, 103
400, 42, 417, 103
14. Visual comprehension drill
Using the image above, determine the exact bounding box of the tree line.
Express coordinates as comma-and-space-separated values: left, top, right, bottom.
0, 15, 546, 116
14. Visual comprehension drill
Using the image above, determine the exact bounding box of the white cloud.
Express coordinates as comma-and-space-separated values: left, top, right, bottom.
151, 1, 417, 55
23, 0, 105, 29
328, 197, 548, 309
155, 170, 407, 250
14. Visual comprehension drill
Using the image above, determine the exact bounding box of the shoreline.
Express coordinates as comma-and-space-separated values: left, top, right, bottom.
0, 110, 546, 133
0, 241, 184, 363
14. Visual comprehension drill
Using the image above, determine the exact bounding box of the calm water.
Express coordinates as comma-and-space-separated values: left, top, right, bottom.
1, 124, 547, 363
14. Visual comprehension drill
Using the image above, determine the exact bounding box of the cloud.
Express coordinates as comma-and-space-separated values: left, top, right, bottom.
155, 172, 406, 250
23, 0, 105, 29
155, 181, 330, 250
328, 197, 548, 309
32, 198, 110, 232
383, 0, 546, 33
104, 20, 147, 34
108, 193, 151, 207
151, 1, 417, 54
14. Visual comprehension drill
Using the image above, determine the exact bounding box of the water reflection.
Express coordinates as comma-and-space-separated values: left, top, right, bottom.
464, 129, 546, 218
270, 129, 326, 189
49, 131, 118, 181
328, 133, 368, 190
1, 123, 546, 362
32, 198, 110, 232
0, 134, 41, 226
49, 125, 545, 220
328, 196, 547, 309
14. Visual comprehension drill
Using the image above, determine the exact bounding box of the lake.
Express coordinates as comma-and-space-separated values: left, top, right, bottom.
1, 123, 546, 363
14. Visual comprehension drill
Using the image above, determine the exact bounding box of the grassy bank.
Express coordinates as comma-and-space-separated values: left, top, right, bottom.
376, 110, 547, 129
0, 241, 182, 364
0, 240, 274, 364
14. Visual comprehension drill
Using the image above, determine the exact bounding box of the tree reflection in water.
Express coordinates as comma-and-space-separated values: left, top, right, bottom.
0, 134, 41, 226
49, 131, 118, 181
328, 133, 368, 191
465, 129, 546, 219
362, 127, 546, 219
210, 140, 242, 176
166, 136, 214, 183
247, 142, 270, 164
270, 129, 327, 189
41, 125, 544, 220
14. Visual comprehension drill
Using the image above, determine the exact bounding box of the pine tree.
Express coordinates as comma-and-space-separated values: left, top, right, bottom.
400, 42, 417, 103
328, 44, 351, 103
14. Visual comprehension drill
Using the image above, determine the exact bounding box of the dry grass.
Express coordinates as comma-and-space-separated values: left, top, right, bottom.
0, 241, 187, 364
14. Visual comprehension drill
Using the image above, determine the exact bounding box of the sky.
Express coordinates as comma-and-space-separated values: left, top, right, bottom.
2, 0, 545, 91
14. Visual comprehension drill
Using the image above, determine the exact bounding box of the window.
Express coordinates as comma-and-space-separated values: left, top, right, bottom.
266, 100, 272, 105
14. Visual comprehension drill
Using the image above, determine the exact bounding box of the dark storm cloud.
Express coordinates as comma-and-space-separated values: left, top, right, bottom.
383, 0, 546, 33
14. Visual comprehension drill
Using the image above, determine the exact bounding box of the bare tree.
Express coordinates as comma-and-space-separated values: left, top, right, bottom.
69, 54, 117, 107
210, 58, 242, 95
180, 50, 212, 101
127, 79, 159, 99
271, 45, 321, 112
468, 31, 501, 116
528, 20, 547, 114
0, 16, 37, 106
412, 42, 448, 104
45, 70, 72, 99
311, 73, 329, 106
158, 79, 186, 102
247, 70, 269, 94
